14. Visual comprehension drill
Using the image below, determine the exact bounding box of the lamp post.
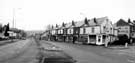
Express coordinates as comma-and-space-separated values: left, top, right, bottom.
12, 8, 22, 41
13, 8, 22, 28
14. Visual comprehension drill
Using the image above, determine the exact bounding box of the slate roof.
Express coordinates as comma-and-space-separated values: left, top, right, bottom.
96, 17, 108, 25
116, 19, 129, 26
88, 17, 108, 26
51, 24, 61, 30
65, 23, 72, 28
51, 16, 109, 29
75, 21, 84, 27
74, 16, 108, 27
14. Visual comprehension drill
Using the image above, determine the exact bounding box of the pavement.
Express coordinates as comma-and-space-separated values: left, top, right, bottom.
111, 46, 135, 63
0, 38, 39, 63
40, 40, 135, 63
0, 39, 19, 46
108, 45, 135, 58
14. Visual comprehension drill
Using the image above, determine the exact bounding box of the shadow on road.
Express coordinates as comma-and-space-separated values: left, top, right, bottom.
36, 40, 76, 63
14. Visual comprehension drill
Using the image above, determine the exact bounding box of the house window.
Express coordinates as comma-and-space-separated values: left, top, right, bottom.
92, 27, 95, 33
83, 28, 86, 34
76, 30, 78, 34
60, 30, 61, 34
70, 29, 71, 33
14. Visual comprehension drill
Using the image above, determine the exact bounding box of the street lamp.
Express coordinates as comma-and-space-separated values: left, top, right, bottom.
12, 8, 22, 41
12, 8, 22, 28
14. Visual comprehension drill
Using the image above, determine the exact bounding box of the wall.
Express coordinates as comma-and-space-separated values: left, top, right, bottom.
80, 26, 100, 34
86, 26, 100, 34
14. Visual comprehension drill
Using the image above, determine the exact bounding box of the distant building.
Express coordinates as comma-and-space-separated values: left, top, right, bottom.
115, 19, 132, 38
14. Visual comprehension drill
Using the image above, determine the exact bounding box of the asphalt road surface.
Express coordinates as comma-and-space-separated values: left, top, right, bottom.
0, 38, 39, 63
40, 40, 135, 63
0, 39, 134, 63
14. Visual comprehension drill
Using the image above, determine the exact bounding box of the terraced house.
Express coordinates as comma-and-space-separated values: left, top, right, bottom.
57, 23, 67, 42
66, 21, 75, 42
50, 25, 56, 41
46, 17, 115, 45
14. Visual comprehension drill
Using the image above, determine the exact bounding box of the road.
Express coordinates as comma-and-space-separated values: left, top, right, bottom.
0, 39, 134, 63
40, 40, 135, 63
0, 38, 39, 63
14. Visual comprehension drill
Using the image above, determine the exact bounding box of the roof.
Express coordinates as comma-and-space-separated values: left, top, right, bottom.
65, 23, 72, 28
50, 16, 109, 29
116, 19, 129, 26
88, 17, 108, 26
51, 24, 61, 30
75, 21, 84, 27
96, 17, 108, 25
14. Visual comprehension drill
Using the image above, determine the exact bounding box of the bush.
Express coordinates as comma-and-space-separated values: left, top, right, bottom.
111, 35, 129, 45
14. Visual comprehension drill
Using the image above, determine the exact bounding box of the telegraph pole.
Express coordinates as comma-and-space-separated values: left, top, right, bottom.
11, 8, 16, 42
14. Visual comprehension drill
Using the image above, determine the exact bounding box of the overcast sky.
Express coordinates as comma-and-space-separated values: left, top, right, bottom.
0, 0, 135, 31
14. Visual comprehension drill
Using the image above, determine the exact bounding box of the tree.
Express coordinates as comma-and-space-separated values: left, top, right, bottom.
118, 35, 129, 44
20, 30, 27, 37
4, 23, 10, 36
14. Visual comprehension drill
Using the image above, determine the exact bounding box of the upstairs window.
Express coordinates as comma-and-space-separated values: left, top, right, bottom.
70, 29, 71, 34
83, 28, 86, 34
92, 27, 95, 33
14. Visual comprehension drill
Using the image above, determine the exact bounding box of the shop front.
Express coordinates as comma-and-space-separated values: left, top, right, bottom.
78, 34, 88, 44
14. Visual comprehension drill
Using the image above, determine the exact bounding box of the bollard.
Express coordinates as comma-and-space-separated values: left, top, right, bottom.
105, 43, 108, 47
125, 42, 128, 48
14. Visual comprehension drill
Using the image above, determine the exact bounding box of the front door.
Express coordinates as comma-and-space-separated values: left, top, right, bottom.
96, 35, 103, 45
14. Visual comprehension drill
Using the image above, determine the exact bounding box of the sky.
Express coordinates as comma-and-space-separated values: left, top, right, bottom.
0, 0, 135, 31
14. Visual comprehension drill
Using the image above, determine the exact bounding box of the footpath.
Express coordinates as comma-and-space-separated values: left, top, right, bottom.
0, 39, 31, 62
0, 39, 20, 46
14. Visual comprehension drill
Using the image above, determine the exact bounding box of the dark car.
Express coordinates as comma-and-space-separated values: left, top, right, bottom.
38, 46, 76, 63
